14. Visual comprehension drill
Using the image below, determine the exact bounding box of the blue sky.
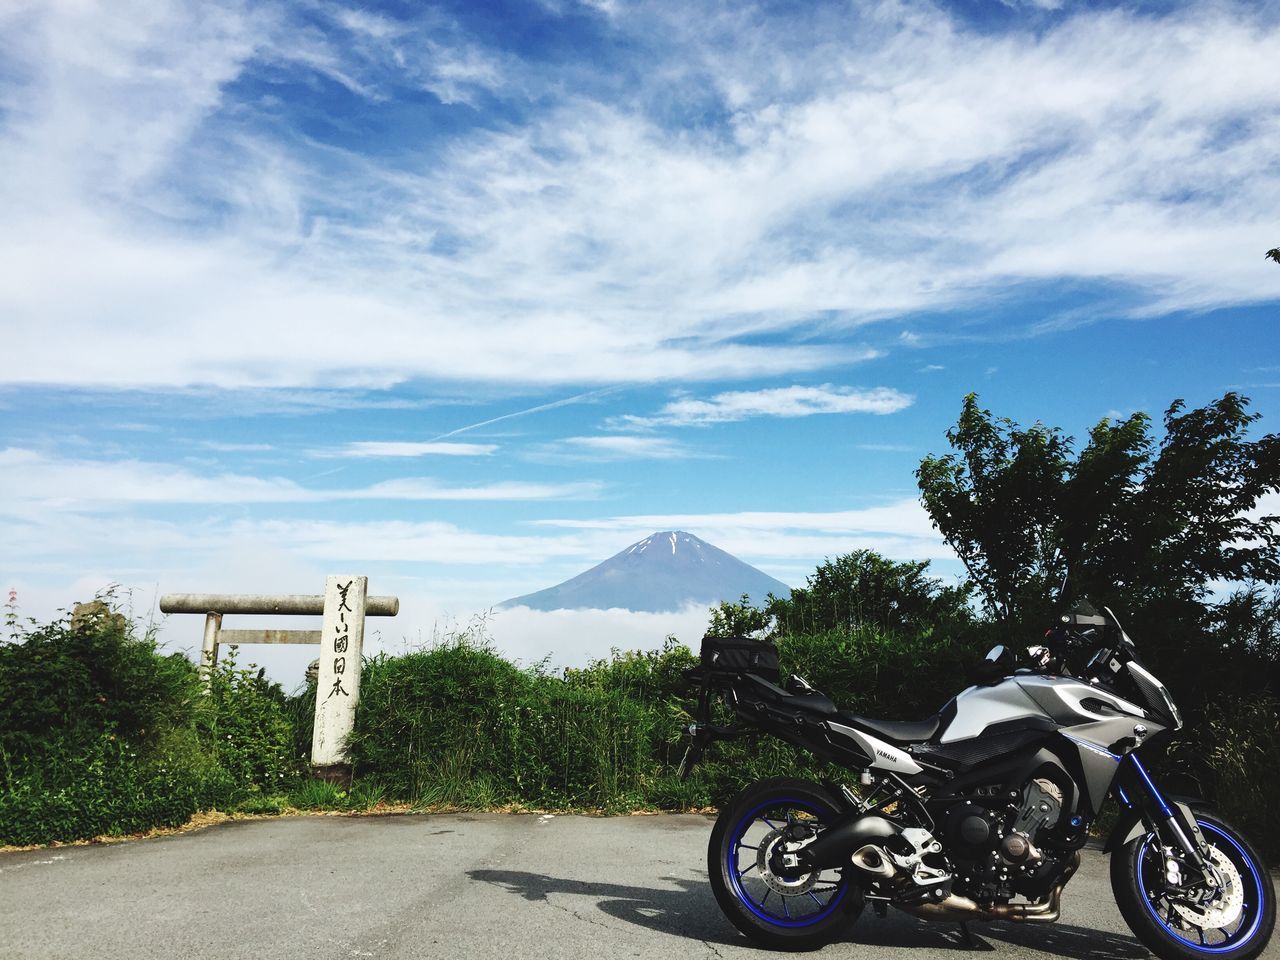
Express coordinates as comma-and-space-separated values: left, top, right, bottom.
2, 0, 1278, 680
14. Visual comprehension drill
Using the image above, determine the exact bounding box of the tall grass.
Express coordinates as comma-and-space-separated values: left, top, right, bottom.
348, 636, 674, 810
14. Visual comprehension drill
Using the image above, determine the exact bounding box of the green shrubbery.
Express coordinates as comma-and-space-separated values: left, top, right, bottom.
0, 600, 302, 846
0, 731, 234, 846
3, 591, 1279, 861
348, 635, 681, 810
343, 612, 992, 814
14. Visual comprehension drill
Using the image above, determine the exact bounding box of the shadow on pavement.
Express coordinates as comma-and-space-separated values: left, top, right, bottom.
469, 869, 741, 945
975, 922, 1149, 960
469, 869, 1150, 959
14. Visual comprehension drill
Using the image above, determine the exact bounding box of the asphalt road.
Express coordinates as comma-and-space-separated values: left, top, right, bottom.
2, 813, 1276, 960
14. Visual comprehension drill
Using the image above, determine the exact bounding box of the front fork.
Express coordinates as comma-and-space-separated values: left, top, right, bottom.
1113, 753, 1211, 878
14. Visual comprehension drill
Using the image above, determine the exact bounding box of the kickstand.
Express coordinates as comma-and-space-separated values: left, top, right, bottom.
957, 921, 977, 949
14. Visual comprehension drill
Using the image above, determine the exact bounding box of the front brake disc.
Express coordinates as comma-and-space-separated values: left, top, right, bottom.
1173, 845, 1244, 930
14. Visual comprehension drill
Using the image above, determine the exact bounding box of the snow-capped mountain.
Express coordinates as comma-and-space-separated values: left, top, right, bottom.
498, 531, 791, 613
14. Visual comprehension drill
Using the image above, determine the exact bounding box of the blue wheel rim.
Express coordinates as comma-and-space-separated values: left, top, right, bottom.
1136, 821, 1266, 953
726, 797, 849, 928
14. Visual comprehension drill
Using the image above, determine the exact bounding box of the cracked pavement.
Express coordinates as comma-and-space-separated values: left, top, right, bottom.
2, 813, 1276, 960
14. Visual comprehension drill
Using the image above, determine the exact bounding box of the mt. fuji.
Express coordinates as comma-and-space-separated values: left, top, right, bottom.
498, 531, 791, 613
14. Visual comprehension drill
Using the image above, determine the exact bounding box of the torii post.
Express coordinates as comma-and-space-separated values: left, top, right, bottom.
159, 576, 399, 785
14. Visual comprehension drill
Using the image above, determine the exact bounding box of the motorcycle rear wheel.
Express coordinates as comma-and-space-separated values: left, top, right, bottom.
708, 777, 864, 951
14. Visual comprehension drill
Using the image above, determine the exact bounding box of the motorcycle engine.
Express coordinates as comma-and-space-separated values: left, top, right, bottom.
943, 779, 1067, 902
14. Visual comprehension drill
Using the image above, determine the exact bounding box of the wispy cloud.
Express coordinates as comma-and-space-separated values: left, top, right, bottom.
354, 478, 599, 502
0, 448, 598, 507
324, 441, 497, 458
429, 389, 623, 440
3, 3, 1276, 391
551, 435, 695, 460
615, 385, 914, 428
532, 500, 937, 536
530, 499, 952, 562
200, 441, 275, 453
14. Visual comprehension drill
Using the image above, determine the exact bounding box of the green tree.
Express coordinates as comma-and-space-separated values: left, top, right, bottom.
772, 551, 972, 638
706, 593, 776, 638
705, 553, 972, 642
915, 394, 1071, 625
917, 393, 1280, 692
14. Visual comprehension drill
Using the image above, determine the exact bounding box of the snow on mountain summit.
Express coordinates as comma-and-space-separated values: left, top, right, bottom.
498, 531, 790, 613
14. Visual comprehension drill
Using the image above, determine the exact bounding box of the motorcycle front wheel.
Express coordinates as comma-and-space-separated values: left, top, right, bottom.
1112, 809, 1275, 960
708, 777, 864, 951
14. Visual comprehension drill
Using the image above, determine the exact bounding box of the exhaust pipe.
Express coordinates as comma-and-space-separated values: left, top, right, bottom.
800, 814, 901, 873
850, 844, 897, 879
893, 851, 1080, 924
893, 886, 1063, 923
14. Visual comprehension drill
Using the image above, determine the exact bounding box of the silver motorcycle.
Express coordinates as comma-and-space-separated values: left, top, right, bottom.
680, 602, 1275, 957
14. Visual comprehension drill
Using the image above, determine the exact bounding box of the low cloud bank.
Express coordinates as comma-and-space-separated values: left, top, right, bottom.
485, 603, 713, 669
2, 582, 715, 690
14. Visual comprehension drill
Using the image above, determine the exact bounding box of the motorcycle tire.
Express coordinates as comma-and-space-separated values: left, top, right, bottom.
1112, 808, 1275, 960
708, 777, 864, 951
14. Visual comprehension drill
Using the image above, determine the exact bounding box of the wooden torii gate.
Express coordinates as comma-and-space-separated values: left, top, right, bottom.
160, 576, 399, 784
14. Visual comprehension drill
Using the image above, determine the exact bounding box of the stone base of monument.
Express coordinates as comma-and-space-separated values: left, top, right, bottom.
311, 763, 353, 788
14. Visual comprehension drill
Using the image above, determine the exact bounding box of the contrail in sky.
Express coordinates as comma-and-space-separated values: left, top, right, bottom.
429, 387, 624, 441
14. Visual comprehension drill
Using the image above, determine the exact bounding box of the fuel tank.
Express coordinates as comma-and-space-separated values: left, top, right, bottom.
938, 673, 1151, 744
936, 674, 1159, 810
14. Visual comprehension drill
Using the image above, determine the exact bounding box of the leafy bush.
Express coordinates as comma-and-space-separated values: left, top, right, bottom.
0, 731, 233, 846
343, 624, 975, 813
7, 569, 1279, 863
0, 599, 198, 764
1168, 694, 1280, 862
347, 778, 387, 810
197, 649, 300, 796
348, 634, 673, 810
774, 551, 974, 639
0, 600, 304, 845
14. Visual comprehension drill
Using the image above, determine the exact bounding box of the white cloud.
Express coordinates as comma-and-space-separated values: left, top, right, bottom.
999, 0, 1066, 11
1, 3, 1275, 392
1248, 490, 1280, 526
200, 441, 275, 452
617, 385, 914, 427
487, 604, 711, 668
531, 499, 953, 562
0, 448, 598, 507
1, 499, 948, 586
552, 435, 694, 459
352, 478, 600, 502
326, 441, 498, 458
531, 499, 937, 536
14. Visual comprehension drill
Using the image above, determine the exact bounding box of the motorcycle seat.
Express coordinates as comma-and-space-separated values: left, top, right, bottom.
741, 673, 839, 716
839, 713, 940, 744
789, 689, 838, 716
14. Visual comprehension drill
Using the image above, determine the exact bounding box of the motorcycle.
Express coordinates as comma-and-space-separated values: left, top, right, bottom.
679, 601, 1276, 957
